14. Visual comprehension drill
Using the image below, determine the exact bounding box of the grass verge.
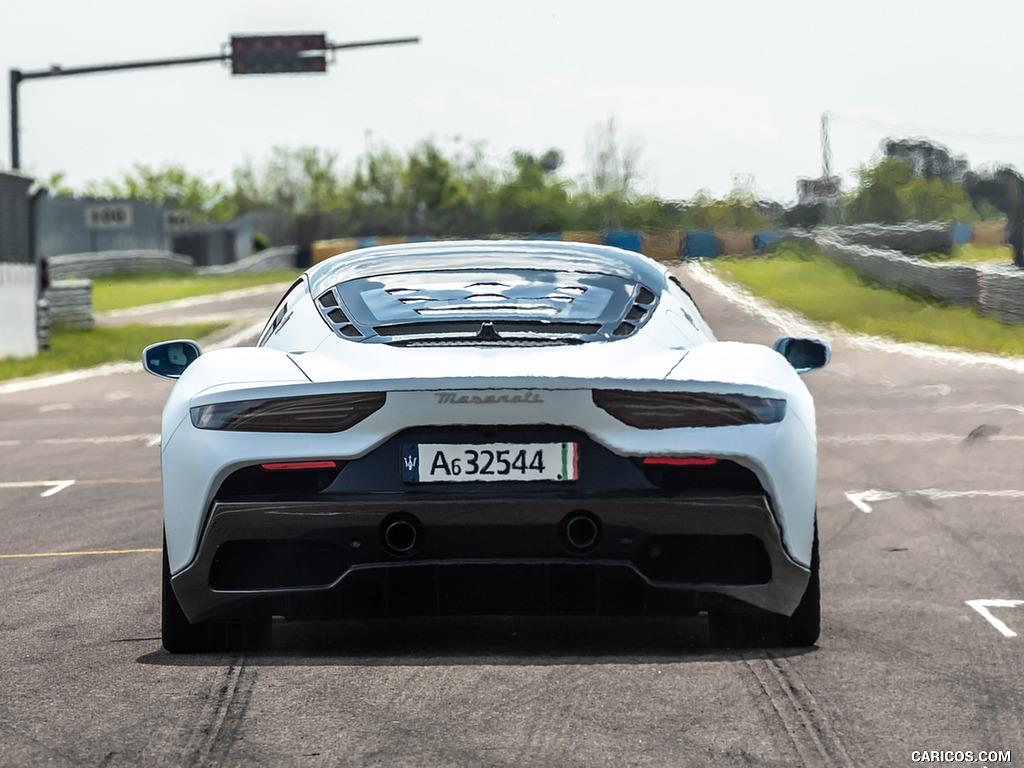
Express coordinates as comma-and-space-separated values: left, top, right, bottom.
709, 246, 1024, 356
920, 244, 1012, 265
92, 270, 300, 312
0, 322, 228, 381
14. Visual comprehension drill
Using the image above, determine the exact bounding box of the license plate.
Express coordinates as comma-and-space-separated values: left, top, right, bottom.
402, 442, 578, 483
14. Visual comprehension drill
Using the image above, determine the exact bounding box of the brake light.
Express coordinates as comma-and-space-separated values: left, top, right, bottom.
643, 457, 718, 466
191, 392, 386, 433
593, 389, 785, 428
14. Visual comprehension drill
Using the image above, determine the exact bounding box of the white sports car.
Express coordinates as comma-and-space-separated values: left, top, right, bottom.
144, 240, 829, 652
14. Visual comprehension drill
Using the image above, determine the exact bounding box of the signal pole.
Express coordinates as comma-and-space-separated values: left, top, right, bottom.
8, 34, 419, 171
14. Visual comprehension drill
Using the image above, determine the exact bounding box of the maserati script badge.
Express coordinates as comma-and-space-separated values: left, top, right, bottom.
435, 391, 544, 405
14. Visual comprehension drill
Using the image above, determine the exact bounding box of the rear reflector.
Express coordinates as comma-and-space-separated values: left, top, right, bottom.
643, 457, 718, 466
260, 461, 338, 471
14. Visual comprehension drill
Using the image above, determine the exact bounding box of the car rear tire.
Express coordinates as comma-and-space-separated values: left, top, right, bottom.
162, 535, 271, 653
709, 520, 820, 648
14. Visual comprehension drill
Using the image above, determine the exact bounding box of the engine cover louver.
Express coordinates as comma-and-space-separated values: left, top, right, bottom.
314, 271, 659, 346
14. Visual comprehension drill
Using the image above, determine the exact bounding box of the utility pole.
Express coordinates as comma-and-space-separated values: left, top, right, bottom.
9, 34, 419, 170
1005, 169, 1024, 268
820, 111, 833, 179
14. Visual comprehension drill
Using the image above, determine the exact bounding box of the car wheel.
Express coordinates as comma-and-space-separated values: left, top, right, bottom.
777, 521, 820, 647
162, 535, 271, 653
709, 520, 820, 648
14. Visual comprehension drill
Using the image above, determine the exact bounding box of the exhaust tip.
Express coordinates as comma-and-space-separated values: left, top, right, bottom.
561, 511, 601, 553
381, 514, 422, 556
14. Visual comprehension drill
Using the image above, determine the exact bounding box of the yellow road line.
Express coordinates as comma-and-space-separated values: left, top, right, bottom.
0, 548, 161, 559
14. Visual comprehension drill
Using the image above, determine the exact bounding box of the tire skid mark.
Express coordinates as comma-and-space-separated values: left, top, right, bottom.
181, 656, 256, 767
743, 653, 855, 768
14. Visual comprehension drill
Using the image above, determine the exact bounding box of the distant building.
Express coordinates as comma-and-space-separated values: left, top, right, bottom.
796, 176, 842, 206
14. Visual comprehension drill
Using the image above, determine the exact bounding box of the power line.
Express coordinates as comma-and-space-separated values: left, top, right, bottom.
828, 112, 1024, 144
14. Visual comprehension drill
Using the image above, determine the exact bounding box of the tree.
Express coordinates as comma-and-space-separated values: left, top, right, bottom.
884, 138, 968, 183
585, 117, 643, 229
845, 154, 978, 224
83, 163, 234, 221
35, 171, 75, 198
680, 178, 775, 231
405, 140, 470, 235
346, 144, 409, 235
495, 149, 570, 233
963, 167, 1016, 219
231, 146, 343, 216
844, 157, 914, 223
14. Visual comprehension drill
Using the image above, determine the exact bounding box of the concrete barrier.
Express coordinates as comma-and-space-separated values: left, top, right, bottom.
0, 263, 38, 359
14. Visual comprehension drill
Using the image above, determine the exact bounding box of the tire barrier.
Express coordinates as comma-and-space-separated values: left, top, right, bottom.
814, 234, 978, 306
197, 246, 299, 275
44, 279, 93, 330
977, 266, 1024, 325
803, 225, 1024, 326
825, 223, 954, 255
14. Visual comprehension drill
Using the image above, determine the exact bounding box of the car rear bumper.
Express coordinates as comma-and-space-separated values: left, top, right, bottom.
171, 492, 810, 623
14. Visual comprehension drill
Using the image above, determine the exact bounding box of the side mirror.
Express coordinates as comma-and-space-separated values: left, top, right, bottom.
142, 340, 202, 380
772, 336, 830, 374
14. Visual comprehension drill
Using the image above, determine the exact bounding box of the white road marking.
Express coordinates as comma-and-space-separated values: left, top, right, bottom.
824, 433, 1024, 445
965, 599, 1024, 638
846, 488, 1024, 513
826, 403, 1024, 417
0, 434, 160, 448
38, 403, 73, 413
0, 361, 142, 395
0, 480, 76, 497
0, 478, 159, 498
846, 491, 901, 513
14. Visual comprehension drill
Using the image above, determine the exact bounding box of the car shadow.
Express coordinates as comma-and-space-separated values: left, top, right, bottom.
136, 614, 817, 667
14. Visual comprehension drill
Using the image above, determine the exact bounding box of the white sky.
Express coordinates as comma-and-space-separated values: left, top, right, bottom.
4, 0, 1024, 205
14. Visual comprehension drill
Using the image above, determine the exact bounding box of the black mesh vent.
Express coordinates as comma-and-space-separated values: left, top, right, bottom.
318, 289, 365, 339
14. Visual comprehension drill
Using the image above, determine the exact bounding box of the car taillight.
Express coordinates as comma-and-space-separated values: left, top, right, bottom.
592, 389, 785, 428
191, 392, 386, 433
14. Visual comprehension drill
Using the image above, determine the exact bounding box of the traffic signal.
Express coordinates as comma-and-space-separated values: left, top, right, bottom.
231, 34, 328, 75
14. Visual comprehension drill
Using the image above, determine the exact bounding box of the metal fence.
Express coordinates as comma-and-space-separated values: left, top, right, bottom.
0, 172, 33, 264
35, 196, 172, 258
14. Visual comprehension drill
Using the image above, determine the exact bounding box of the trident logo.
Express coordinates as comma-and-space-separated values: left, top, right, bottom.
403, 455, 418, 471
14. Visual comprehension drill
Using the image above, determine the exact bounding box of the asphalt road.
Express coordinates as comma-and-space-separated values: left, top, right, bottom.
1, 267, 1022, 767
